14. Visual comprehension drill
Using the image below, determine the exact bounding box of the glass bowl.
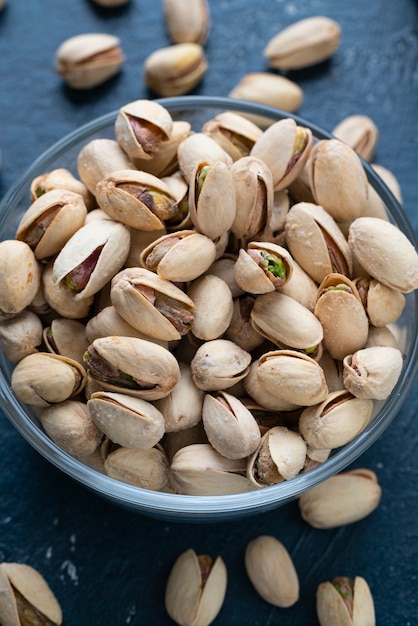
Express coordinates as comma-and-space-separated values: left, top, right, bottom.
0, 95, 417, 522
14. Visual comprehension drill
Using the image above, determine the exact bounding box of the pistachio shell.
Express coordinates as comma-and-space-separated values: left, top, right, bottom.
177, 132, 233, 184
278, 259, 318, 311
85, 305, 167, 346
230, 156, 273, 239
44, 318, 88, 365
134, 120, 192, 178
77, 138, 134, 195
317, 576, 375, 626
104, 446, 169, 490
332, 115, 379, 162
234, 242, 293, 294
248, 426, 307, 486
154, 362, 204, 432
30, 168, 94, 209
163, 0, 210, 45
0, 310, 43, 363
202, 112, 263, 161
187, 274, 233, 340
229, 72, 303, 116
224, 296, 265, 352
244, 360, 299, 411
190, 339, 251, 391
354, 277, 405, 327
348, 216, 418, 293
299, 468, 382, 528
42, 262, 94, 320
245, 536, 299, 607
0, 240, 41, 318
342, 346, 403, 400
144, 43, 208, 97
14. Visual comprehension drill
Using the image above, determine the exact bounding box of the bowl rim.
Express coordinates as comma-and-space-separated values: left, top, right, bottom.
0, 95, 417, 520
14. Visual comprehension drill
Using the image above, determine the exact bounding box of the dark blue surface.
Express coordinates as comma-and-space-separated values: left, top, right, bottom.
1, 1, 418, 624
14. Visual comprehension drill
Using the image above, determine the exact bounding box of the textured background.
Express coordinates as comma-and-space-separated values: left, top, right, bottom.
0, 1, 417, 624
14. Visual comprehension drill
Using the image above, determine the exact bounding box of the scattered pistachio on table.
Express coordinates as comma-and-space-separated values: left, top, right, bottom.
163, 0, 210, 45
332, 115, 379, 162
317, 575, 375, 626
144, 43, 208, 97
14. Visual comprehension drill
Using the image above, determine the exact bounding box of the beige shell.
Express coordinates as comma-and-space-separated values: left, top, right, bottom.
84, 335, 180, 400
316, 576, 375, 626
144, 43, 208, 97
77, 138, 134, 195
348, 216, 418, 293
88, 391, 165, 449
104, 446, 169, 490
225, 295, 265, 352
177, 132, 233, 184
284, 202, 353, 283
188, 160, 236, 240
110, 267, 195, 341
0, 240, 41, 318
332, 115, 379, 162
42, 262, 94, 320
354, 277, 405, 327
154, 362, 204, 432
244, 360, 299, 411
43, 318, 88, 366
256, 350, 328, 407
205, 256, 244, 298
125, 226, 168, 268
202, 391, 261, 459
0, 562, 62, 626
30, 168, 94, 210
230, 156, 273, 239
187, 274, 233, 340
309, 139, 369, 222
11, 352, 87, 408
248, 426, 307, 486
52, 218, 130, 300
250, 291, 323, 355
234, 241, 293, 294
85, 305, 168, 346
256, 188, 290, 245
190, 339, 251, 391
245, 536, 299, 607
264, 16, 341, 70
299, 389, 373, 450
202, 112, 263, 161
134, 120, 192, 178
140, 229, 217, 282
278, 259, 318, 311
55, 33, 124, 89
0, 310, 43, 364
299, 468, 382, 528
314, 273, 369, 360
165, 549, 227, 626
342, 346, 403, 400
40, 400, 102, 458
163, 0, 210, 45
251, 118, 312, 190
115, 99, 173, 161
229, 72, 303, 117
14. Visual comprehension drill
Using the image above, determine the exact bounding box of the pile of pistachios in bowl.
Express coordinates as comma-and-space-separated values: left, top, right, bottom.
0, 97, 417, 498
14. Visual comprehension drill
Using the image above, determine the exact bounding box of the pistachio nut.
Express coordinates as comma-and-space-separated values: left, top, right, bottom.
190, 339, 251, 391
264, 16, 341, 70
229, 72, 303, 116
342, 346, 403, 400
140, 229, 217, 282
202, 391, 261, 459
42, 262, 94, 320
96, 168, 182, 230
248, 426, 307, 486
299, 468, 382, 529
314, 273, 369, 360
225, 295, 265, 352
365, 325, 399, 349
77, 138, 134, 195
55, 33, 124, 89
135, 120, 192, 178
0, 562, 62, 626
244, 359, 299, 411
251, 118, 312, 190
154, 362, 204, 432
187, 274, 233, 340
83, 335, 180, 400
256, 350, 328, 407
202, 112, 263, 161
299, 389, 373, 450
354, 277, 405, 327
278, 259, 318, 311
30, 167, 94, 209
126, 225, 168, 268
348, 216, 418, 293
110, 267, 195, 341
43, 317, 88, 365
170, 443, 255, 494
0, 310, 43, 364
234, 241, 293, 294
188, 160, 236, 240
309, 139, 368, 222
317, 576, 375, 626
85, 305, 168, 345
163, 0, 210, 45
11, 352, 87, 408
284, 202, 353, 283
104, 445, 170, 491
251, 291, 323, 357
165, 548, 227, 626
88, 391, 165, 449
144, 43, 208, 97
40, 399, 103, 458
0, 240, 41, 319
332, 115, 379, 162
245, 535, 299, 607
115, 99, 173, 161
230, 156, 273, 239
205, 256, 244, 298
177, 132, 233, 184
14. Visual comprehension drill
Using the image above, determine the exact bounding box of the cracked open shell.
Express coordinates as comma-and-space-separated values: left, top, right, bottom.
88, 391, 165, 449
42, 262, 94, 319
342, 346, 403, 400
284, 202, 353, 283
317, 576, 375, 626
244, 360, 299, 411
230, 156, 273, 239
96, 168, 181, 231
85, 305, 168, 347
234, 241, 293, 294
134, 120, 191, 177
177, 132, 233, 183
77, 138, 134, 195
43, 317, 88, 365
202, 391, 261, 459
30, 167, 94, 209
354, 276, 406, 327
314, 273, 369, 360
278, 258, 318, 311
84, 335, 180, 400
202, 111, 263, 161
190, 339, 251, 391
52, 218, 130, 300
114, 99, 173, 161
225, 295, 265, 352
110, 267, 195, 341
251, 117, 312, 190
0, 562, 62, 626
140, 229, 217, 282
299, 389, 373, 450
